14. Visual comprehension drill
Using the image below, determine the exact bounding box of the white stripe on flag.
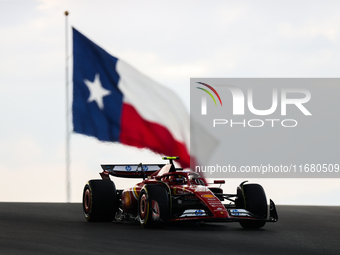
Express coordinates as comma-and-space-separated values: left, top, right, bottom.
117, 60, 190, 149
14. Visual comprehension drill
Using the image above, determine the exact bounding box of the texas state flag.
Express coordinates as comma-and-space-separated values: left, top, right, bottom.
72, 28, 190, 168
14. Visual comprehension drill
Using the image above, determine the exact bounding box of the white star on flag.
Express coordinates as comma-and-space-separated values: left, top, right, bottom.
84, 73, 111, 110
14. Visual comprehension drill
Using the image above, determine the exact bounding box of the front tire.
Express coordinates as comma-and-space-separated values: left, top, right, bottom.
138, 184, 170, 228
236, 183, 267, 229
82, 180, 118, 222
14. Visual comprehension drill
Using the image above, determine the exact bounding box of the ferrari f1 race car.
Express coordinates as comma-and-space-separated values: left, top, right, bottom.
82, 157, 278, 229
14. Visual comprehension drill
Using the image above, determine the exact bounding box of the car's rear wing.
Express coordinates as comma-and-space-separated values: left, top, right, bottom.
101, 164, 165, 178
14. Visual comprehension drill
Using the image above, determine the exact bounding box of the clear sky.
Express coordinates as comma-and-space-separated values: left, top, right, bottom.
1, 0, 340, 204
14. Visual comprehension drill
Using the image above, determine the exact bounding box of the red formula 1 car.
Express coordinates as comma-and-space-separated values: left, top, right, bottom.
82, 157, 278, 229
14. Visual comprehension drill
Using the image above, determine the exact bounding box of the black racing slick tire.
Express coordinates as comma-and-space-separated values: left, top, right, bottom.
237, 183, 267, 229
138, 184, 170, 228
82, 180, 118, 222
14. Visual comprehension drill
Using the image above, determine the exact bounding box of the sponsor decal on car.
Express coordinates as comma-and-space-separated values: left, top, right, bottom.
195, 210, 204, 216
210, 202, 223, 207
194, 186, 209, 192
179, 209, 207, 217
229, 209, 251, 216
201, 194, 214, 198
112, 165, 160, 171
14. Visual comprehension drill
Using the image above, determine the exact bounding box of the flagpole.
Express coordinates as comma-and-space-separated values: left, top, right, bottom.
65, 11, 71, 203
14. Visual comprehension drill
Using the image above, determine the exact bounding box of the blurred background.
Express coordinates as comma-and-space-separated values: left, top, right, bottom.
1, 0, 339, 204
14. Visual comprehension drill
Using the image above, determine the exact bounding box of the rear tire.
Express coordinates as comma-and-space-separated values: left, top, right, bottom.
138, 184, 170, 228
82, 180, 118, 222
237, 183, 267, 229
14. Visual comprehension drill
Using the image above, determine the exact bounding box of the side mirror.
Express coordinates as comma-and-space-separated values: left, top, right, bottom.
214, 180, 225, 184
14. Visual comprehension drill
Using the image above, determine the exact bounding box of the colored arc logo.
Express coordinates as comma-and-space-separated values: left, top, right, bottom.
196, 82, 223, 106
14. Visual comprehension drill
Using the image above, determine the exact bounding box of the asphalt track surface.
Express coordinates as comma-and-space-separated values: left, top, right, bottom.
0, 203, 339, 255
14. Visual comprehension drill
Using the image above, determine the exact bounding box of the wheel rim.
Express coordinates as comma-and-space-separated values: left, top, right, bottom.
151, 200, 160, 220
140, 193, 148, 220
84, 189, 91, 213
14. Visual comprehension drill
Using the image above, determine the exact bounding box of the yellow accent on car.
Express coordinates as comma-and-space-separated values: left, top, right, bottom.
125, 191, 131, 207
162, 156, 179, 160
133, 187, 139, 199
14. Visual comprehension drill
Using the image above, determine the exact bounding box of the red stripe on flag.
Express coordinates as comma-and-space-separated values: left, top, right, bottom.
120, 103, 190, 168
